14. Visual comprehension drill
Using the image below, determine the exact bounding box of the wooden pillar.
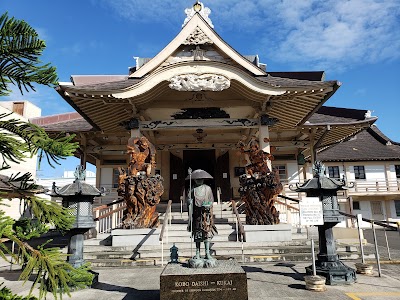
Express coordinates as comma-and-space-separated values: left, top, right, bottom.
95, 158, 101, 188
259, 124, 272, 171
79, 134, 87, 169
130, 128, 141, 138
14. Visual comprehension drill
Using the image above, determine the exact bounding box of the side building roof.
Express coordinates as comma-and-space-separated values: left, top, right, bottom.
317, 124, 400, 162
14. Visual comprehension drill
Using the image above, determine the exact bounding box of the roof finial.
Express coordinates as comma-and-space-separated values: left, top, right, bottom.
193, 0, 202, 12
183, 1, 214, 28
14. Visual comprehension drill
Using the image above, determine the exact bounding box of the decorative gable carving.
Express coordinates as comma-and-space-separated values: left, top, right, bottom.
183, 27, 213, 45
161, 45, 232, 68
169, 74, 230, 92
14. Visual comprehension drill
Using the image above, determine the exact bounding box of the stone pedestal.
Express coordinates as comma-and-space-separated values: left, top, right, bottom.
243, 224, 292, 242
67, 229, 86, 268
160, 260, 248, 300
111, 228, 160, 247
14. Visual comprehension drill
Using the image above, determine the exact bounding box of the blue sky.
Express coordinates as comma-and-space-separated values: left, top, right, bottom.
1, 0, 399, 178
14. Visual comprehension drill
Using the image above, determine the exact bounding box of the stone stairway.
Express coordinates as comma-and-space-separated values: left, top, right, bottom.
82, 202, 365, 267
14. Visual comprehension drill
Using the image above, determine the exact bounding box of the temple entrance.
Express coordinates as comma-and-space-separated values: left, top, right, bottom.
183, 150, 216, 199
169, 149, 231, 202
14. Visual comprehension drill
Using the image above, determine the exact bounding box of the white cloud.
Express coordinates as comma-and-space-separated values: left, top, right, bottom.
97, 0, 400, 72
60, 43, 83, 55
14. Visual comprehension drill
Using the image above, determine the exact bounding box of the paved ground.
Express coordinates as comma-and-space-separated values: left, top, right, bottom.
1, 228, 399, 299
1, 261, 400, 300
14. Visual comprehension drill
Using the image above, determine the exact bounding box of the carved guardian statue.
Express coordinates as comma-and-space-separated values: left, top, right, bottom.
237, 137, 282, 225
118, 136, 164, 228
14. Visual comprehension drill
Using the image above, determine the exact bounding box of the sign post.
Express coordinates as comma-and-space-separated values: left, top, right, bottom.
300, 197, 324, 277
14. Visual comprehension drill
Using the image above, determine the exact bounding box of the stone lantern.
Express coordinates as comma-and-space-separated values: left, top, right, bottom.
290, 161, 356, 285
51, 166, 102, 268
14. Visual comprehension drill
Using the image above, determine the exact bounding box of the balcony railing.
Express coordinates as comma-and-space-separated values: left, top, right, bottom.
348, 179, 400, 193
279, 179, 400, 197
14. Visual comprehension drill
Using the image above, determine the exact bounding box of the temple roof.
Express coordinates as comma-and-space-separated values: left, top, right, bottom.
30, 112, 93, 132
317, 124, 400, 162
60, 74, 335, 94
44, 2, 380, 156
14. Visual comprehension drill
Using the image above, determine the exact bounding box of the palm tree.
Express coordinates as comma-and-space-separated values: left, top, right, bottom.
0, 12, 92, 299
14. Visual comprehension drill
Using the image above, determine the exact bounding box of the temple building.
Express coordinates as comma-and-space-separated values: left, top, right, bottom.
30, 2, 400, 224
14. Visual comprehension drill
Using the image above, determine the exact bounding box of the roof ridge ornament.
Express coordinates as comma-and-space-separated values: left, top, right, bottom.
183, 1, 214, 28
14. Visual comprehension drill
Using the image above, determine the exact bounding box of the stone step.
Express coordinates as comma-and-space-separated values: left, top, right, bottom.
84, 230, 309, 246
86, 252, 371, 268
83, 240, 312, 253
157, 202, 235, 213
94, 245, 358, 260
160, 216, 246, 223
159, 211, 243, 217
158, 223, 237, 230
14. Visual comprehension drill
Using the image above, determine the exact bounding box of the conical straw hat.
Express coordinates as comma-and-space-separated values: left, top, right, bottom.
185, 169, 213, 180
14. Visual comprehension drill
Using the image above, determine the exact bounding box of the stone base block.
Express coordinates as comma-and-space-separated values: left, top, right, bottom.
355, 263, 373, 275
111, 228, 160, 247
306, 260, 356, 285
243, 224, 292, 242
304, 275, 326, 292
160, 260, 248, 300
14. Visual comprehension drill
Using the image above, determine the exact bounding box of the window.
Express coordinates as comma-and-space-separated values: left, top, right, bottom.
12, 102, 24, 116
274, 165, 287, 181
371, 201, 383, 215
112, 168, 127, 188
354, 166, 366, 180
395, 165, 400, 179
395, 200, 400, 217
352, 201, 360, 210
112, 168, 120, 188
328, 166, 340, 179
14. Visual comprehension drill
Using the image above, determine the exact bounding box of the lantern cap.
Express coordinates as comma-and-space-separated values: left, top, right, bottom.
289, 161, 353, 192
50, 165, 103, 196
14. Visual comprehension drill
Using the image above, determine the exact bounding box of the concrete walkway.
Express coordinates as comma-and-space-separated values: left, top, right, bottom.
1, 261, 400, 300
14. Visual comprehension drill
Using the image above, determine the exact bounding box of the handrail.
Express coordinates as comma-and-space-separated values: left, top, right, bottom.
159, 200, 172, 242
277, 195, 399, 229
275, 199, 299, 211
94, 205, 126, 221
339, 211, 397, 230
159, 200, 172, 266
278, 194, 300, 203
93, 199, 126, 233
93, 198, 125, 212
231, 200, 246, 242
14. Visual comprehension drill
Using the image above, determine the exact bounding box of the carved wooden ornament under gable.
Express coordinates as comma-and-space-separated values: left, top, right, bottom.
183, 27, 213, 45
169, 73, 230, 92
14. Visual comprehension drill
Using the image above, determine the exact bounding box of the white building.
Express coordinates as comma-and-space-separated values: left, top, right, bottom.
0, 101, 42, 219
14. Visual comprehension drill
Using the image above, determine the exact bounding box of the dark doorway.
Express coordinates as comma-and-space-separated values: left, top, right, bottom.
169, 153, 185, 202
183, 149, 216, 198
215, 151, 231, 201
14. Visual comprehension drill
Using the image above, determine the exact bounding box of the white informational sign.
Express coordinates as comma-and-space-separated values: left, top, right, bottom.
300, 197, 324, 226
307, 226, 319, 240
172, 174, 177, 180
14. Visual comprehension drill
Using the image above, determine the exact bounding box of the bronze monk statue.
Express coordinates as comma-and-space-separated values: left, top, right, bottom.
186, 169, 218, 268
